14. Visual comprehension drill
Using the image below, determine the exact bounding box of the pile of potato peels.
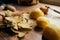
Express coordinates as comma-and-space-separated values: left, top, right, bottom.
0, 4, 50, 39
0, 10, 36, 38
0, 6, 49, 38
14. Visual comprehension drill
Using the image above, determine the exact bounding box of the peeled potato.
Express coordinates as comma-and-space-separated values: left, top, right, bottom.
37, 16, 50, 29
30, 8, 44, 19
43, 24, 60, 40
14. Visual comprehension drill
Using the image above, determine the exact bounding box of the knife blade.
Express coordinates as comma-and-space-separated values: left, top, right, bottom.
45, 6, 60, 14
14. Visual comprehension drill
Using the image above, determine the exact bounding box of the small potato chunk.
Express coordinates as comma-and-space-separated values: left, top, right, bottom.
17, 32, 25, 38
30, 8, 44, 19
36, 16, 50, 29
43, 24, 60, 40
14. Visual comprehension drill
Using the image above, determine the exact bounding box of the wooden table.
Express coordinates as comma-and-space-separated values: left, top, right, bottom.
0, 3, 60, 40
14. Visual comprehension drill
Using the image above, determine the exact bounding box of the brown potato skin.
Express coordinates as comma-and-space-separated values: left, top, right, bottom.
40, 6, 48, 15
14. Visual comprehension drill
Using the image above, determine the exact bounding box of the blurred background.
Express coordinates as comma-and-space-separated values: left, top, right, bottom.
0, 0, 60, 6
0, 0, 18, 4
40, 0, 60, 6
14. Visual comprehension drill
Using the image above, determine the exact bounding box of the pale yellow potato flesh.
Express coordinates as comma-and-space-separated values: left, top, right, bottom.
17, 32, 25, 38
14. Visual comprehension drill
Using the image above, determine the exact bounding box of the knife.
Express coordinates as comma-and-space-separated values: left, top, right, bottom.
45, 6, 60, 14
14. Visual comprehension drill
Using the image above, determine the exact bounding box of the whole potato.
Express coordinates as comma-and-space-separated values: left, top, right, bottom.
43, 24, 60, 40
40, 6, 48, 15
36, 16, 50, 29
30, 8, 44, 20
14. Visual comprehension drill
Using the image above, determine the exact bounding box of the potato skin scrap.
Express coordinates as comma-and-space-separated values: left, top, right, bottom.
18, 23, 32, 31
5, 10, 13, 17
17, 32, 25, 38
11, 28, 19, 33
12, 23, 18, 30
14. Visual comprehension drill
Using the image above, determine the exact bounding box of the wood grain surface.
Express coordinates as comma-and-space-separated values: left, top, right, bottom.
0, 26, 43, 40
0, 3, 60, 40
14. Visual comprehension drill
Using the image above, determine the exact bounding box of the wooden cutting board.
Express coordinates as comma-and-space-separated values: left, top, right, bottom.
0, 3, 60, 40
0, 3, 43, 40
0, 27, 43, 40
